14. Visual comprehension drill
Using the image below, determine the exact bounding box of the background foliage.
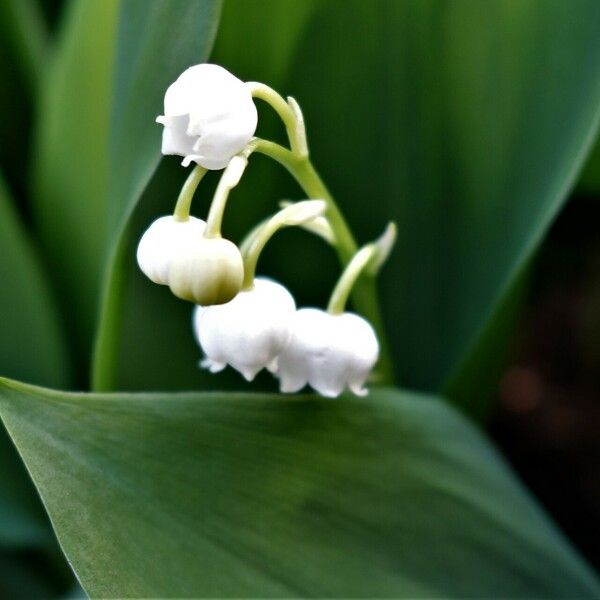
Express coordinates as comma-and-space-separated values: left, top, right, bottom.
0, 0, 599, 597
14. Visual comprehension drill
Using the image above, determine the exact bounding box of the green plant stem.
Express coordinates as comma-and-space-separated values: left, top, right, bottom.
327, 245, 376, 315
173, 165, 207, 220
252, 139, 394, 384
249, 83, 306, 155
241, 200, 325, 289
203, 159, 246, 237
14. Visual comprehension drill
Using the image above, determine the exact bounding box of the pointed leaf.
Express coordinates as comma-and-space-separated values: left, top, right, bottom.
211, 0, 600, 411
0, 379, 597, 597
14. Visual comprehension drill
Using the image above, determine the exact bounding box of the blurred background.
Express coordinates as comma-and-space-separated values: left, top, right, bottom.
491, 189, 600, 569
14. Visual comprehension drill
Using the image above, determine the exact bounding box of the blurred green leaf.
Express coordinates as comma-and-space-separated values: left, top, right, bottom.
0, 173, 70, 388
0, 173, 71, 585
33, 0, 221, 386
578, 135, 600, 194
33, 0, 119, 374
0, 378, 597, 597
210, 0, 600, 410
213, 0, 318, 87
0, 0, 46, 94
92, 0, 222, 390
108, 0, 222, 233
0, 0, 47, 198
444, 261, 531, 418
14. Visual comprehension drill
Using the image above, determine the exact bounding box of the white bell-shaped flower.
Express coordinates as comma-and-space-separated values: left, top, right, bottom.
157, 64, 258, 170
272, 308, 379, 397
137, 215, 243, 305
136, 215, 206, 285
193, 278, 296, 381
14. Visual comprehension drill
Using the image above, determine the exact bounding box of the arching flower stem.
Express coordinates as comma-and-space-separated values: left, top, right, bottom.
248, 82, 308, 156
327, 245, 378, 315
172, 164, 208, 221
249, 137, 395, 384
241, 200, 327, 289
203, 155, 249, 238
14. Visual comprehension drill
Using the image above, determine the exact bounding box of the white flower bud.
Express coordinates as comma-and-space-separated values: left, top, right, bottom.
137, 216, 244, 305
272, 308, 379, 398
156, 64, 258, 170
136, 215, 206, 285
169, 237, 244, 305
193, 278, 296, 381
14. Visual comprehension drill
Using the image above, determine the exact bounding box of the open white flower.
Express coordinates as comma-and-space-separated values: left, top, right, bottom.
157, 64, 258, 170
193, 278, 296, 381
272, 308, 379, 397
136, 215, 206, 285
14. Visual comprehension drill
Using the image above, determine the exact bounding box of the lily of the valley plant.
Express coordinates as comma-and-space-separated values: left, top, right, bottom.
139, 63, 395, 397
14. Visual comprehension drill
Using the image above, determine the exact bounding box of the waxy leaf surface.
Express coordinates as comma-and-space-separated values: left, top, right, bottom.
0, 380, 597, 598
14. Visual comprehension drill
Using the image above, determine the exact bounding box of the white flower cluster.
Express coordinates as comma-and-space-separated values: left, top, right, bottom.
193, 278, 379, 397
137, 63, 391, 398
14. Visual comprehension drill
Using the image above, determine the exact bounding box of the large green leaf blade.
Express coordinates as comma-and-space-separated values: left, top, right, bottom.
296, 0, 600, 393
33, 0, 119, 369
0, 379, 596, 597
211, 0, 600, 407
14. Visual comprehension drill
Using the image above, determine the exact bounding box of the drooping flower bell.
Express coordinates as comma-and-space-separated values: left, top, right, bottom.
136, 215, 206, 286
192, 200, 326, 380
136, 214, 243, 306
156, 64, 258, 169
193, 278, 296, 381
271, 308, 379, 397
270, 228, 395, 397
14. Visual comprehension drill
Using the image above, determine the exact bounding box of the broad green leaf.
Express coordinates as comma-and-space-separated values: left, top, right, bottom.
0, 378, 597, 598
33, 0, 119, 371
211, 0, 600, 408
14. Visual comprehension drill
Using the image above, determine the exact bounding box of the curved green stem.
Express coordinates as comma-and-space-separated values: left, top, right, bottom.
248, 83, 307, 156
204, 156, 248, 238
328, 245, 376, 315
242, 200, 326, 289
172, 165, 207, 221
251, 139, 395, 384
